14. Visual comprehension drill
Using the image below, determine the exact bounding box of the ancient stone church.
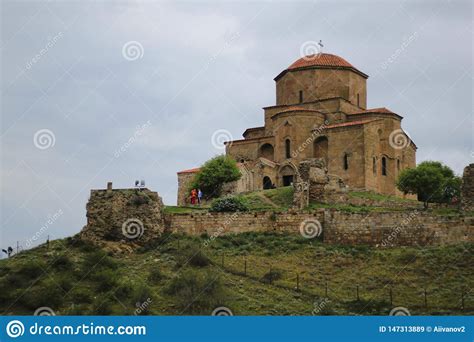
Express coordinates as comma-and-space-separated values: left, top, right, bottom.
177, 52, 416, 205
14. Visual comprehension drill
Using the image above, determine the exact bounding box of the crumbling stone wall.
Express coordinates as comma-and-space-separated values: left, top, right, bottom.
81, 183, 165, 253
461, 164, 474, 211
293, 158, 347, 208
164, 210, 473, 247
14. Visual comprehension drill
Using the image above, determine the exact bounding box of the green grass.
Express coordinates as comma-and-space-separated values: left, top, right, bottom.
163, 206, 209, 214
0, 233, 472, 316
348, 191, 418, 203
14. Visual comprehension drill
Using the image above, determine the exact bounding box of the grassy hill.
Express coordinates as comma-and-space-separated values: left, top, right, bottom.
1, 232, 472, 316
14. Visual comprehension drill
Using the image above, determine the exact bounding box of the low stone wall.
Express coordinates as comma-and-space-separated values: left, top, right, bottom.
164, 210, 324, 236
164, 210, 473, 247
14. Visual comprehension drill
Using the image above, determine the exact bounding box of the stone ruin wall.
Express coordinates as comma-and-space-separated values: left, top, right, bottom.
80, 182, 165, 253
461, 164, 474, 211
164, 210, 473, 247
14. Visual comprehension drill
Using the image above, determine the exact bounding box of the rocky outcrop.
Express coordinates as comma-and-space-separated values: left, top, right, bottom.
80, 183, 165, 254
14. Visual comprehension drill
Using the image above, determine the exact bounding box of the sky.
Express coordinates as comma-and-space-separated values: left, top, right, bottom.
1, 0, 472, 254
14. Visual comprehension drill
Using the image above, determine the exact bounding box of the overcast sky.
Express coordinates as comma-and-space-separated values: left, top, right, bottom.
1, 0, 472, 254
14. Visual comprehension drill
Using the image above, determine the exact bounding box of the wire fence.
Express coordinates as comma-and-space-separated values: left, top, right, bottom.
208, 253, 473, 313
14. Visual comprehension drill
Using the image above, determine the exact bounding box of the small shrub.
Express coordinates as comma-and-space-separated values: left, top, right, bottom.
131, 283, 153, 306
52, 254, 73, 270
164, 269, 225, 314
209, 196, 249, 212
261, 269, 283, 284
70, 287, 93, 304
114, 281, 134, 299
20, 278, 64, 310
82, 250, 118, 271
177, 246, 211, 268
92, 269, 119, 292
148, 268, 163, 283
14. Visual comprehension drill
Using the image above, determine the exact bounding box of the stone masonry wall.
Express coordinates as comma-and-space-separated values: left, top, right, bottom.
461, 164, 474, 211
164, 210, 473, 247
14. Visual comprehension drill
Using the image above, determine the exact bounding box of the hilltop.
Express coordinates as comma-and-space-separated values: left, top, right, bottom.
1, 231, 472, 316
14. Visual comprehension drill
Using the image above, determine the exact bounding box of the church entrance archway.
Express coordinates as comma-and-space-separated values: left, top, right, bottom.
279, 165, 295, 187
263, 176, 273, 190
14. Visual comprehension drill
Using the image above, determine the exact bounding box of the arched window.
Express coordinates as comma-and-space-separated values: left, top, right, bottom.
372, 157, 377, 175
397, 159, 400, 171
299, 90, 303, 103
382, 157, 387, 176
357, 93, 360, 107
285, 139, 291, 159
343, 153, 349, 170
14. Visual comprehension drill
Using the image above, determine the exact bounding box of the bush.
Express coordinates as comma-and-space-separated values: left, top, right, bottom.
190, 155, 241, 198
261, 269, 283, 284
148, 268, 163, 283
164, 269, 225, 314
91, 269, 119, 292
209, 196, 249, 212
82, 250, 118, 271
177, 246, 211, 268
70, 287, 93, 304
52, 254, 73, 271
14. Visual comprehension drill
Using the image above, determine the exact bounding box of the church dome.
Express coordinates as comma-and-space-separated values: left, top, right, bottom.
288, 53, 354, 70
275, 53, 368, 80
